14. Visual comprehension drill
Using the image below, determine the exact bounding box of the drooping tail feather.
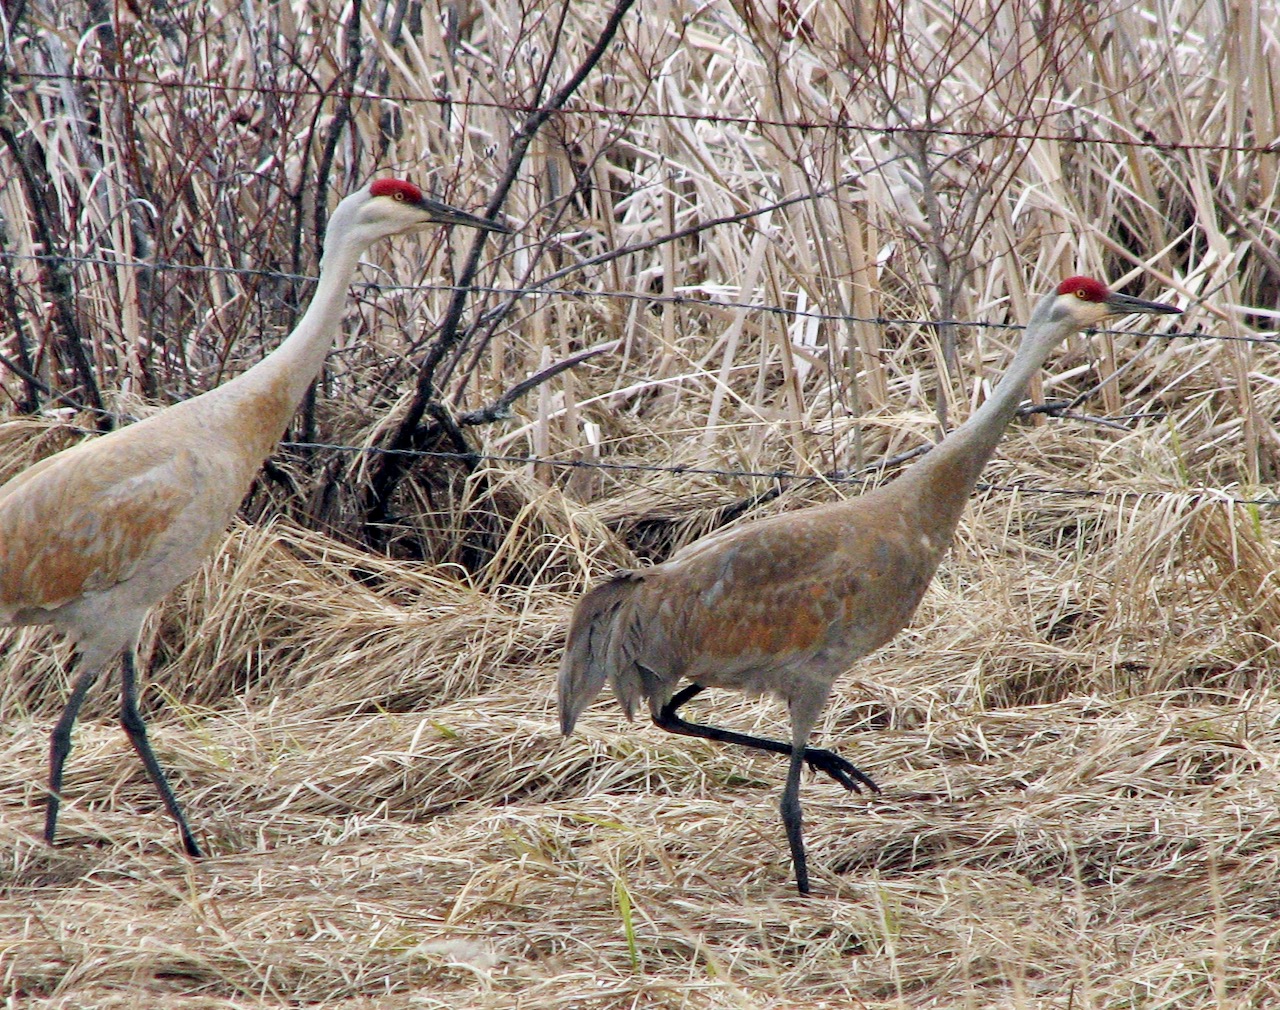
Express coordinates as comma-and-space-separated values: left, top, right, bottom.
558, 570, 642, 734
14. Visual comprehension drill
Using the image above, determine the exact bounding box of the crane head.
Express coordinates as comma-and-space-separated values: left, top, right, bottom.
321, 178, 509, 267
366, 178, 510, 234
1053, 275, 1180, 327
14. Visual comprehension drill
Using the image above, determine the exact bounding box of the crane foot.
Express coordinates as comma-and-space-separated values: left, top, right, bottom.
802, 747, 880, 794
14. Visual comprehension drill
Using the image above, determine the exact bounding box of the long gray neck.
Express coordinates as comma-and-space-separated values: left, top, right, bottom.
229, 235, 366, 408
211, 230, 368, 414
888, 295, 1067, 528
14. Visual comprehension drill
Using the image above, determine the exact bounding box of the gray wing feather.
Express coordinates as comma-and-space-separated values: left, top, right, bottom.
557, 569, 645, 733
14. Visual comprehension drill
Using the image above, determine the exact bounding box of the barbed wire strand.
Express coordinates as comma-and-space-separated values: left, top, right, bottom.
7, 68, 1280, 157
268, 438, 1278, 506
0, 249, 1269, 344
16, 419, 1276, 507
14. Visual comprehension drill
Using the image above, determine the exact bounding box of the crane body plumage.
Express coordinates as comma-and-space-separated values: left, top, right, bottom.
0, 178, 506, 855
563, 492, 939, 727
2, 382, 287, 638
560, 277, 1180, 893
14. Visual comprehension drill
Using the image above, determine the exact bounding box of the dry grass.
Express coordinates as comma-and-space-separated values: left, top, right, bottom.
4, 0, 1280, 1006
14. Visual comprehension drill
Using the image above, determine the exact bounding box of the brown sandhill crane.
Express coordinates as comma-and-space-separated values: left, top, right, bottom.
0, 179, 507, 856
560, 277, 1180, 894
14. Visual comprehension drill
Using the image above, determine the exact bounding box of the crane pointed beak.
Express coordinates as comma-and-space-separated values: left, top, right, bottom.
416, 196, 512, 234
1104, 291, 1181, 316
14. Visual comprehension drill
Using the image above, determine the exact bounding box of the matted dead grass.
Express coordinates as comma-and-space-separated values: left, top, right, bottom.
4, 686, 1280, 1007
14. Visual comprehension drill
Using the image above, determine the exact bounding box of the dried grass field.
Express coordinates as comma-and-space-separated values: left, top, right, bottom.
2, 1, 1280, 1006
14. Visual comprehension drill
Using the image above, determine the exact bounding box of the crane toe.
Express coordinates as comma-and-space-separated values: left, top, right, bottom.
803, 747, 879, 794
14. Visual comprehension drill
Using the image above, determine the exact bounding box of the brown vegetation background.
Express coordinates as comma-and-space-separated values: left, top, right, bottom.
2, 0, 1279, 1006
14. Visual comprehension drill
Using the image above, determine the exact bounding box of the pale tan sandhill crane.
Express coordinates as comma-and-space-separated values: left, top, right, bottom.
560, 276, 1180, 894
0, 178, 508, 856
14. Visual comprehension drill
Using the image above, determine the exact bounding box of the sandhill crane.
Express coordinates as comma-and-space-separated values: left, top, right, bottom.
0, 178, 507, 856
560, 277, 1180, 894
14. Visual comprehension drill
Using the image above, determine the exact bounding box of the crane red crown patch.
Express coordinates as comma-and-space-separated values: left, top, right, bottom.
370, 178, 424, 203
1057, 276, 1109, 302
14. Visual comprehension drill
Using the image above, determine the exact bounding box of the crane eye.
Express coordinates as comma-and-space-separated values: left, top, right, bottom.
392, 191, 405, 201
1074, 288, 1088, 299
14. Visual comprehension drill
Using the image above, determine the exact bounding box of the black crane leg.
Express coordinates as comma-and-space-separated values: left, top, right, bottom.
118, 649, 202, 857
780, 745, 809, 893
653, 683, 879, 794
45, 664, 103, 846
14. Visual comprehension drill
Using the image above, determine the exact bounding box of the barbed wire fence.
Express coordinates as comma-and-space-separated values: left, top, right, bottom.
3, 42, 1279, 528
7, 68, 1280, 156
3, 248, 1276, 344
16, 424, 1280, 512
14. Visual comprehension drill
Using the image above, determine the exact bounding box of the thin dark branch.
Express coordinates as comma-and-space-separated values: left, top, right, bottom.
426, 401, 477, 456
0, 122, 105, 421
362, 0, 638, 531
0, 349, 50, 399
0, 233, 41, 412
450, 178, 851, 368
1017, 400, 1076, 418
441, 15, 676, 400
537, 183, 839, 293
313, 0, 363, 243
416, 0, 636, 396
304, 0, 363, 444
1017, 401, 1156, 432
849, 444, 933, 474
456, 339, 619, 426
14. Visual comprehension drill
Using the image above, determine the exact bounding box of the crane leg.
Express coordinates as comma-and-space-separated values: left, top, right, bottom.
118, 649, 202, 857
780, 745, 809, 894
653, 684, 879, 794
45, 663, 104, 846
